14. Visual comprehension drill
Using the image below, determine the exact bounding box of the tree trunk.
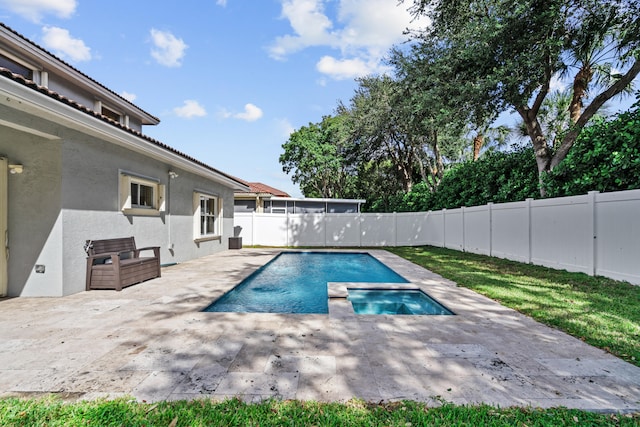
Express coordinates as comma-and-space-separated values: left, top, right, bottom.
412, 146, 430, 188
400, 164, 413, 193
569, 65, 593, 124
472, 134, 484, 161
517, 106, 552, 197
432, 129, 444, 183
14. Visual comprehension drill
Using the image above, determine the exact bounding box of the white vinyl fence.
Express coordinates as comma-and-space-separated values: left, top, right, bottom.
234, 189, 640, 285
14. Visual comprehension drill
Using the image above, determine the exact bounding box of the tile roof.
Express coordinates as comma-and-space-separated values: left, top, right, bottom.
0, 67, 246, 188
235, 181, 290, 197
0, 22, 159, 123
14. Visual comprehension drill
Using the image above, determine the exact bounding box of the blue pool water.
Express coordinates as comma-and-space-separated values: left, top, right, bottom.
203, 252, 409, 314
348, 289, 454, 315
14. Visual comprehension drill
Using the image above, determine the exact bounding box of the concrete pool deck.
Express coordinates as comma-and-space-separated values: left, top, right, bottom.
0, 248, 638, 412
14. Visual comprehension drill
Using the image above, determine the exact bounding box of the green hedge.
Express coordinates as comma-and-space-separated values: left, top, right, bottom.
543, 104, 640, 196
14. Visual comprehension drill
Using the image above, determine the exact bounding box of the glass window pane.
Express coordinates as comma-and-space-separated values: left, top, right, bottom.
0, 54, 33, 79
139, 184, 154, 207
196, 195, 219, 236
131, 183, 139, 205
206, 216, 215, 234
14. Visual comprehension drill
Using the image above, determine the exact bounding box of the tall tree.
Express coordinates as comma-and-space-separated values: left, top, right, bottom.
338, 75, 419, 193
279, 115, 355, 198
390, 41, 497, 165
340, 71, 466, 195
406, 0, 640, 195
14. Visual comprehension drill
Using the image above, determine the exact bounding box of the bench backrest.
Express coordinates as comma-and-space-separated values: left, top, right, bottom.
86, 237, 136, 256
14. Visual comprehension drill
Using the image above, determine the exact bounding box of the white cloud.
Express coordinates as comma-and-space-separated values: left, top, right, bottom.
269, 0, 337, 59
120, 91, 137, 103
216, 0, 227, 6
316, 55, 378, 80
219, 103, 264, 122
174, 100, 207, 118
269, 0, 425, 80
235, 103, 263, 122
0, 0, 76, 22
41, 26, 91, 62
150, 29, 188, 67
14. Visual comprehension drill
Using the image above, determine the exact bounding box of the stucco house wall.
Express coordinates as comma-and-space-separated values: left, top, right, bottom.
1, 114, 63, 296
1, 97, 240, 297
0, 23, 247, 297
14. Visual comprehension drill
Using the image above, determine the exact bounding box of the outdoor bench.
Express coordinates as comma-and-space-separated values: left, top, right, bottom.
85, 236, 160, 291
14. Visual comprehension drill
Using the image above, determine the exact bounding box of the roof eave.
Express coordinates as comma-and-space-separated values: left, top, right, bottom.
0, 74, 248, 191
0, 24, 160, 125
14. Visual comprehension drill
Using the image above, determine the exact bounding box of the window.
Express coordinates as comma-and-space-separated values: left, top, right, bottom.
265, 200, 287, 214
234, 199, 256, 213
131, 181, 155, 208
194, 192, 222, 241
102, 106, 121, 123
200, 196, 216, 235
119, 173, 165, 216
0, 53, 33, 80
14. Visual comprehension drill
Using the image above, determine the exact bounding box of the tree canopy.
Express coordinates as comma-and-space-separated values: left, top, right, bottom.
279, 114, 355, 199
406, 0, 640, 194
543, 99, 640, 196
279, 0, 640, 211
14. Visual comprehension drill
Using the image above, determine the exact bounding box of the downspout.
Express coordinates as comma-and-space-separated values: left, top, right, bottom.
167, 172, 171, 252
167, 170, 179, 256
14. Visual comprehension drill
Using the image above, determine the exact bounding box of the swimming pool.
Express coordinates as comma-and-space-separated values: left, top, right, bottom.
203, 252, 409, 314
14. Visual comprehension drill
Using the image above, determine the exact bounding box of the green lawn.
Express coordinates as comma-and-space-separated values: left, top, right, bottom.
2, 245, 639, 426
1, 396, 637, 426
389, 245, 640, 367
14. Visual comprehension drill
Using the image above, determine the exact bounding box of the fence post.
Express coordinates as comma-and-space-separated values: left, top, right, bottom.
488, 203, 493, 257
587, 191, 598, 276
393, 212, 398, 247
442, 208, 447, 248
251, 211, 256, 246
461, 206, 466, 252
324, 212, 328, 247
526, 198, 533, 264
286, 212, 290, 247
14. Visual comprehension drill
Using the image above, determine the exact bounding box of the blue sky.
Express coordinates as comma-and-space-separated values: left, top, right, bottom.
0, 0, 426, 197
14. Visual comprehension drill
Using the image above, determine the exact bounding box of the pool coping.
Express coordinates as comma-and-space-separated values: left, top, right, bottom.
327, 282, 422, 299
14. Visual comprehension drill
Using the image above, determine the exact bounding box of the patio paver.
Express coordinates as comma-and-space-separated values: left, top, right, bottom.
0, 248, 638, 412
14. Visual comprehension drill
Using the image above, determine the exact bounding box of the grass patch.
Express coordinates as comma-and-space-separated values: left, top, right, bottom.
0, 397, 637, 426
388, 246, 640, 366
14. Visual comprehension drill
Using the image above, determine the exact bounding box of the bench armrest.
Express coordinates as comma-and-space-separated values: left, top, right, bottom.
133, 246, 160, 258
87, 252, 120, 265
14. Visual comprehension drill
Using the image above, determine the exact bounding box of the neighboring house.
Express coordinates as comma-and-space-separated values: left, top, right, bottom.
0, 23, 249, 297
263, 197, 366, 214
234, 181, 365, 214
234, 181, 290, 213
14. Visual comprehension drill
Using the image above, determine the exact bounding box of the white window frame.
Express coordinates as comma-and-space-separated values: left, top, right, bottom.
119, 172, 165, 216
193, 191, 222, 242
